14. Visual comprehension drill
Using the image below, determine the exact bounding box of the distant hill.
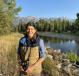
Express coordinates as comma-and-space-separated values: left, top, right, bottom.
13, 16, 39, 26
13, 16, 75, 26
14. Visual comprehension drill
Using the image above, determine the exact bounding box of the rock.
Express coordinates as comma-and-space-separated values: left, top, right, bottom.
73, 68, 79, 76
56, 63, 62, 70
76, 61, 79, 65
46, 48, 53, 55
45, 48, 79, 76
53, 49, 61, 54
62, 59, 70, 66
62, 53, 67, 59
47, 54, 53, 59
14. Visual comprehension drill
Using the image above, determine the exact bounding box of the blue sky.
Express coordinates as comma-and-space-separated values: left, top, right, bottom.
16, 0, 79, 19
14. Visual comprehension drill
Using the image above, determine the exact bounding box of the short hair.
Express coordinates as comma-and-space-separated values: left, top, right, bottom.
25, 22, 36, 29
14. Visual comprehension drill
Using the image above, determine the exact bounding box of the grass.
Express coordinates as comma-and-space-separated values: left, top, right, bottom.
67, 52, 79, 62
0, 33, 23, 76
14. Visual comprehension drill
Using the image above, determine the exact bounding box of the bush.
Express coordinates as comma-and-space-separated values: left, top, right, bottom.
67, 52, 79, 62
42, 57, 59, 76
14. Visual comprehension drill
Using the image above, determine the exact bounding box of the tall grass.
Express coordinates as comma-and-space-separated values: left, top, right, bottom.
0, 33, 23, 76
67, 52, 79, 62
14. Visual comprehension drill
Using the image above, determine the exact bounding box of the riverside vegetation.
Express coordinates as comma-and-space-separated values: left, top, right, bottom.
0, 33, 23, 76
0, 33, 79, 76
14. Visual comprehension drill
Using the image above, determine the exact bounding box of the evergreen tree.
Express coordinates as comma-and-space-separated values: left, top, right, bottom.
0, 0, 21, 35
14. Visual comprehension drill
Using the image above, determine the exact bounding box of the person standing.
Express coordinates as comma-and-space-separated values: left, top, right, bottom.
17, 22, 46, 76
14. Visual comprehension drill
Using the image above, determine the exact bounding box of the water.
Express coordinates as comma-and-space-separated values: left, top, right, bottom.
41, 36, 79, 55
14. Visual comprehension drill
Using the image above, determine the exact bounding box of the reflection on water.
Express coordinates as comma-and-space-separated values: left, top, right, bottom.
41, 36, 79, 55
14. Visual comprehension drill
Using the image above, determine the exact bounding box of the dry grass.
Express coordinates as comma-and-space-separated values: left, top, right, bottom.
0, 33, 23, 76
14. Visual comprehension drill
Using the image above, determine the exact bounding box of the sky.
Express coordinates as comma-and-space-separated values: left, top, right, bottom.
16, 0, 79, 19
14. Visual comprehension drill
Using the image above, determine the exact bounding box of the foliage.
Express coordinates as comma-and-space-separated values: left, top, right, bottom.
42, 57, 59, 76
0, 33, 23, 76
67, 52, 79, 62
0, 0, 21, 35
42, 57, 53, 75
14, 13, 79, 34
17, 17, 75, 33
36, 18, 72, 32
74, 13, 79, 32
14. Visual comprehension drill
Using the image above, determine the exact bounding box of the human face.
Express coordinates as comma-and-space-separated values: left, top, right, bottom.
26, 25, 36, 39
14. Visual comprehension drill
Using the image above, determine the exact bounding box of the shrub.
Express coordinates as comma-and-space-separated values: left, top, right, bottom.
67, 52, 79, 62
42, 57, 59, 76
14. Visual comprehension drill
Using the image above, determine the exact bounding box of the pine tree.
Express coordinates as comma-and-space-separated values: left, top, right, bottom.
0, 0, 21, 35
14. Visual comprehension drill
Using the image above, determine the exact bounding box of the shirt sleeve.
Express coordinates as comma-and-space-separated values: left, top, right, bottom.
39, 39, 46, 58
17, 40, 23, 66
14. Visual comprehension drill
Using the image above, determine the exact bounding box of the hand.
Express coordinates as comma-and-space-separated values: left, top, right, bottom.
26, 65, 34, 74
18, 66, 24, 72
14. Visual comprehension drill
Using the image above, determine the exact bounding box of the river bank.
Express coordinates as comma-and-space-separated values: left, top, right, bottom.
43, 48, 79, 76
38, 32, 79, 41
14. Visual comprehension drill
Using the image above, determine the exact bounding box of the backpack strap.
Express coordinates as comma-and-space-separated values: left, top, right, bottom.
25, 47, 31, 61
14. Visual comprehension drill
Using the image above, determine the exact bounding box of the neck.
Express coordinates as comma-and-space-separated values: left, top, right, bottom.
28, 36, 33, 40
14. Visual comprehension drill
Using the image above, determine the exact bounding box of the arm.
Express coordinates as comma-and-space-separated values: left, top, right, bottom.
17, 37, 26, 66
17, 41, 22, 66
32, 57, 45, 67
17, 40, 24, 71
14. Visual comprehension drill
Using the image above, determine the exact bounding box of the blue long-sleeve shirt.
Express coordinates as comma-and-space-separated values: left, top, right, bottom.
18, 36, 46, 59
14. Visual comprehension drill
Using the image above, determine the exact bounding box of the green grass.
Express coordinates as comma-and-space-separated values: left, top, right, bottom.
67, 52, 79, 62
